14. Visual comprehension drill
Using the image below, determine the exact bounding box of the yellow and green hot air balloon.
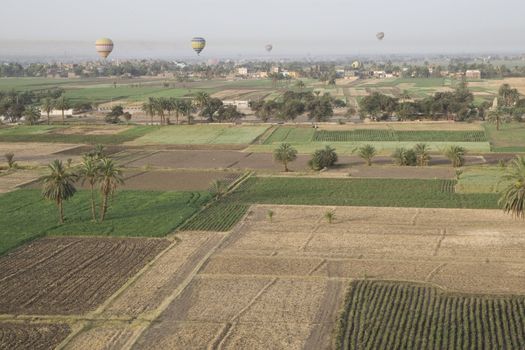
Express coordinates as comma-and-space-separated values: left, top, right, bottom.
191, 37, 206, 55
95, 38, 114, 59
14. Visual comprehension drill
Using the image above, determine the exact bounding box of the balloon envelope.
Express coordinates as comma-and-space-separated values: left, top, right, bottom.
376, 32, 385, 40
191, 37, 206, 55
265, 44, 273, 52
95, 38, 114, 59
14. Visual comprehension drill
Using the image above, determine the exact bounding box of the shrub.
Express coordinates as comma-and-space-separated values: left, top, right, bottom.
309, 145, 338, 170
392, 148, 417, 166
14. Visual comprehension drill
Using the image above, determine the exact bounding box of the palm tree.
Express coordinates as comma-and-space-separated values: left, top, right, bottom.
78, 155, 100, 221
357, 144, 376, 166
324, 210, 335, 224
98, 158, 124, 222
42, 160, 77, 224
444, 145, 466, 168
23, 106, 41, 125
274, 143, 298, 172
180, 99, 196, 125
414, 143, 431, 166
54, 96, 70, 124
142, 101, 156, 125
194, 91, 210, 111
499, 156, 525, 219
41, 98, 54, 125
151, 98, 166, 125
487, 109, 503, 131
295, 80, 306, 91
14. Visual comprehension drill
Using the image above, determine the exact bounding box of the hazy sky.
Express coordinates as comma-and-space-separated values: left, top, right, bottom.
1, 0, 524, 58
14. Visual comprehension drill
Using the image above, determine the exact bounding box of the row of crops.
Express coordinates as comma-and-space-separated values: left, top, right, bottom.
337, 280, 525, 350
313, 130, 488, 142
179, 177, 500, 232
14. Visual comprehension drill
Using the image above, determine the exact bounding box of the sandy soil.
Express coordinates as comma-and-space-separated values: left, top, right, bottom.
0, 169, 45, 193
0, 142, 82, 166
50, 126, 131, 136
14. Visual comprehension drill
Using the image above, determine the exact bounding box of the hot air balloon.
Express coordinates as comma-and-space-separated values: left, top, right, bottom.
376, 32, 385, 41
191, 37, 206, 55
265, 44, 273, 53
351, 61, 361, 69
95, 38, 114, 59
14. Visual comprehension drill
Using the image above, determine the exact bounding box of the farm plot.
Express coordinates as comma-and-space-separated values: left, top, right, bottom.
0, 237, 170, 315
0, 322, 71, 350
0, 141, 81, 166
0, 169, 45, 193
132, 203, 525, 349
313, 129, 487, 142
338, 280, 525, 350
128, 125, 269, 145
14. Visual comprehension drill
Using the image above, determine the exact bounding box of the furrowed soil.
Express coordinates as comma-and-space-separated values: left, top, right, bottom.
0, 237, 170, 315
0, 322, 70, 350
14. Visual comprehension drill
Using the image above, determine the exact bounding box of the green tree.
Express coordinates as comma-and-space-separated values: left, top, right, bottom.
444, 145, 466, 168
41, 160, 77, 224
23, 106, 41, 125
41, 97, 54, 125
414, 143, 431, 166
78, 155, 100, 221
499, 156, 525, 219
98, 158, 124, 222
4, 153, 16, 169
273, 143, 298, 172
392, 147, 417, 166
209, 180, 228, 200
142, 101, 156, 124
357, 144, 377, 166
54, 95, 70, 124
324, 210, 335, 224
487, 108, 504, 131
309, 145, 338, 170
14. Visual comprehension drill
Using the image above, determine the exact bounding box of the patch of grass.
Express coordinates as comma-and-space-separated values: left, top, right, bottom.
131, 125, 269, 145
180, 202, 249, 231
0, 125, 152, 144
337, 280, 525, 350
484, 122, 525, 151
456, 166, 510, 193
262, 126, 315, 144
0, 189, 210, 255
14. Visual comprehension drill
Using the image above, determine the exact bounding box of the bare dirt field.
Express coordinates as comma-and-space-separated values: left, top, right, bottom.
0, 322, 70, 350
50, 126, 131, 136
0, 142, 81, 166
0, 237, 170, 315
0, 169, 45, 193
124, 150, 312, 172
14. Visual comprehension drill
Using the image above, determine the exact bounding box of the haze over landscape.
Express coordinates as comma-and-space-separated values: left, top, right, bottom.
1, 0, 524, 58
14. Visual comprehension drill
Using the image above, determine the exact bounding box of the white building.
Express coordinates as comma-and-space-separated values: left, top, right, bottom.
237, 67, 248, 76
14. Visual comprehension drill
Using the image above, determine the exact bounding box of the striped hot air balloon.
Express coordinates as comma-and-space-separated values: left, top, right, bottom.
191, 37, 206, 55
265, 44, 273, 53
95, 38, 114, 59
376, 32, 385, 41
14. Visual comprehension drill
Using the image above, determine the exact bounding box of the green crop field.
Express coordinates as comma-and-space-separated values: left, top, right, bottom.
313, 130, 487, 142
131, 125, 269, 145
262, 126, 315, 144
456, 166, 511, 193
0, 189, 210, 255
337, 280, 525, 350
484, 122, 525, 152
0, 125, 152, 144
180, 176, 500, 232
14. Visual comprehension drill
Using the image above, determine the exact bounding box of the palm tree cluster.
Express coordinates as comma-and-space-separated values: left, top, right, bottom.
499, 156, 525, 219
142, 97, 195, 125
42, 145, 124, 224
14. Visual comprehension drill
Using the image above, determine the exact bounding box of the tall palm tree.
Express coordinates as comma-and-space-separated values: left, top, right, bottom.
273, 143, 298, 172
98, 158, 124, 222
54, 96, 70, 124
41, 98, 54, 125
23, 106, 41, 125
142, 101, 156, 125
499, 156, 525, 219
414, 143, 431, 166
194, 91, 210, 111
487, 109, 504, 131
180, 99, 196, 125
78, 155, 100, 221
357, 144, 377, 166
42, 160, 77, 224
172, 98, 183, 125
444, 145, 466, 168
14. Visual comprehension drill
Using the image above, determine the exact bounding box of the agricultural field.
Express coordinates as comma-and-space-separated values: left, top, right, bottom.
0, 125, 152, 144
128, 125, 269, 145
456, 166, 510, 193
484, 122, 525, 152
0, 323, 71, 350
338, 280, 525, 350
0, 189, 209, 254
0, 236, 170, 314
254, 125, 492, 154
